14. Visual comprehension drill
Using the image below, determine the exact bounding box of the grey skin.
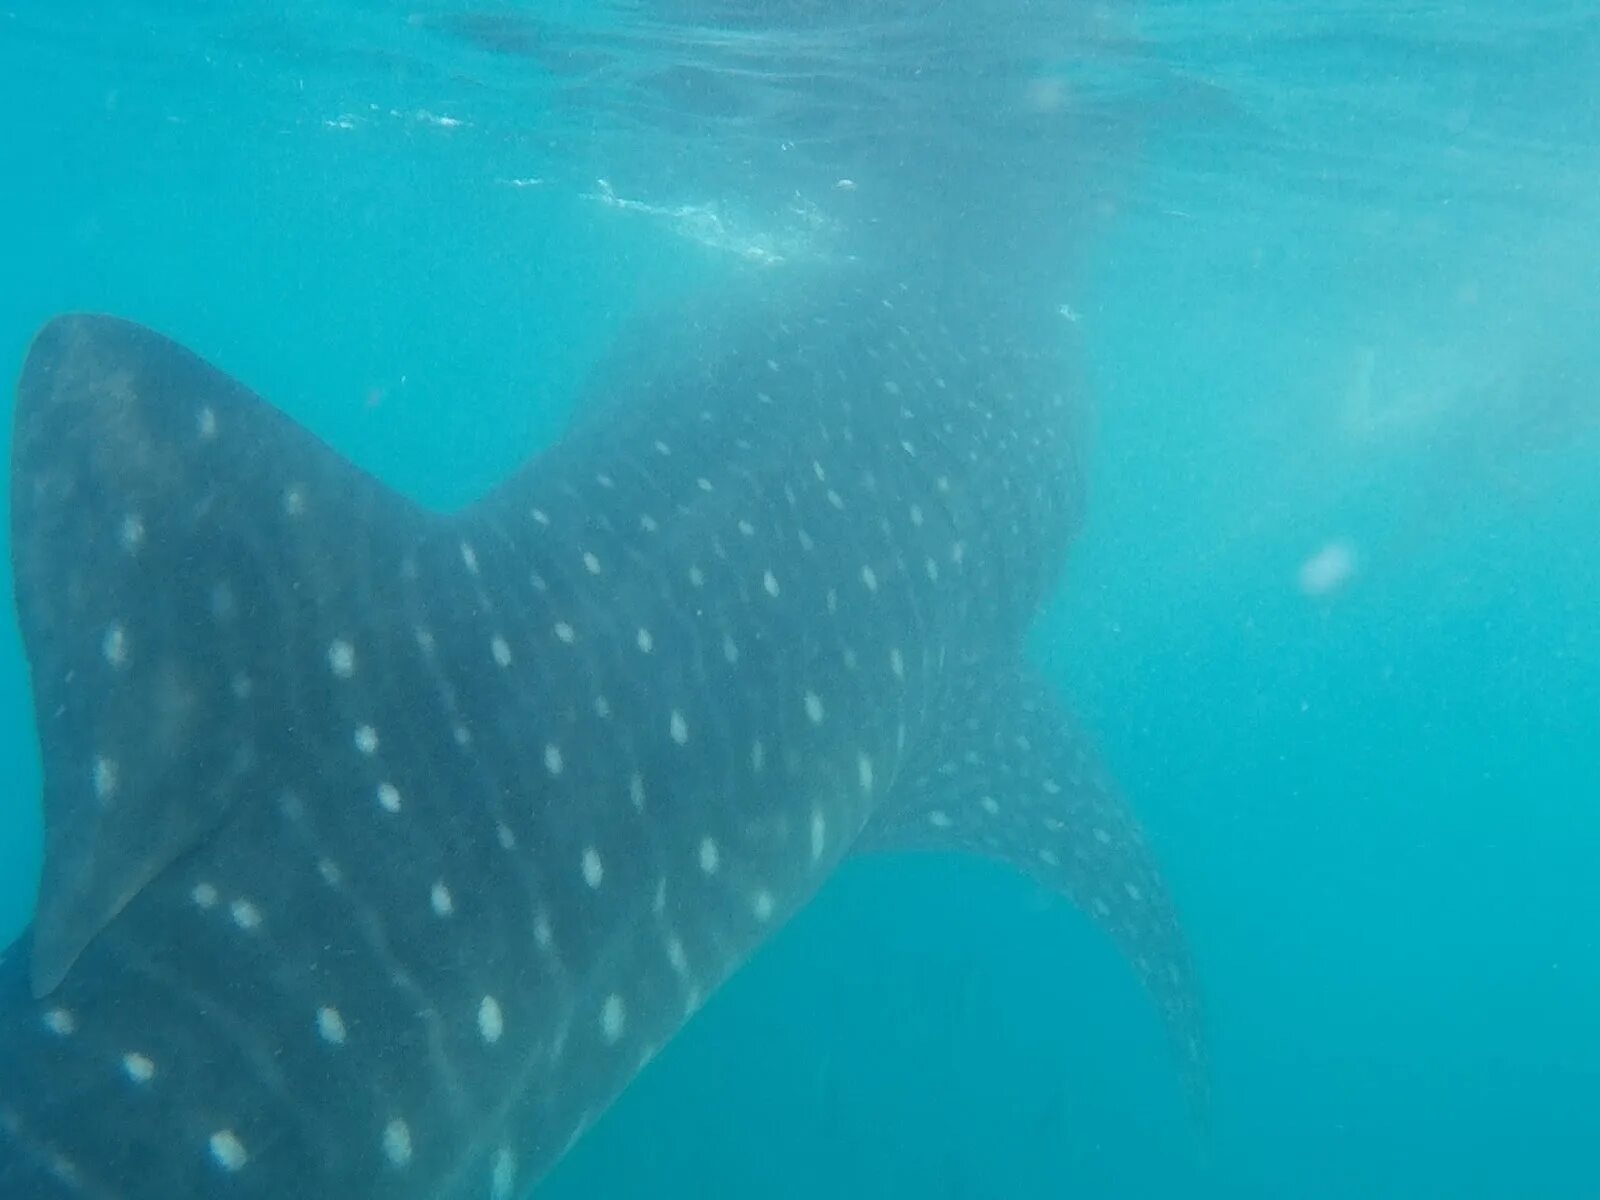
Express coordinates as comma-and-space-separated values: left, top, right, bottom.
0, 265, 1202, 1198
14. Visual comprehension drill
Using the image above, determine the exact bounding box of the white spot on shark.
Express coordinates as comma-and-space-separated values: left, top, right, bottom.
327, 639, 355, 678
209, 1130, 247, 1172
101, 623, 128, 668
666, 936, 688, 974
857, 752, 875, 794
119, 512, 145, 551
491, 1148, 517, 1199
317, 1006, 347, 1045
92, 756, 117, 802
382, 1118, 412, 1167
478, 996, 504, 1045
752, 890, 775, 922
229, 899, 261, 931
121, 1052, 156, 1084
430, 882, 454, 917
600, 995, 626, 1044
803, 691, 825, 724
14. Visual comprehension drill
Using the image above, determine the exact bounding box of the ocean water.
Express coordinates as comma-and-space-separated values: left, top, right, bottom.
1, 2, 1597, 1197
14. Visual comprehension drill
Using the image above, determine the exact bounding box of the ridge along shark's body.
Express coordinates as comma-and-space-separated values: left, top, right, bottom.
0, 263, 1203, 1197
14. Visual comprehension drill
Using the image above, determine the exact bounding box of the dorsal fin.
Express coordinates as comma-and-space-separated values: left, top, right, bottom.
10, 314, 423, 997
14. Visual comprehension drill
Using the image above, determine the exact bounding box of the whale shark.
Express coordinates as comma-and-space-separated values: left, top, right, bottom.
0, 264, 1203, 1197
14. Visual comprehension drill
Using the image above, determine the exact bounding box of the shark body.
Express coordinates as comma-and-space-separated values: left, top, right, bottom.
0, 266, 1201, 1197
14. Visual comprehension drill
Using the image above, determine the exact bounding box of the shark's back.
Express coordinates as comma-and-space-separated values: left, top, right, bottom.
0, 270, 1199, 1198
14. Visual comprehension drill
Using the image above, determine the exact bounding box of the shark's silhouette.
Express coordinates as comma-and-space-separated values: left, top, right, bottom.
0, 264, 1202, 1197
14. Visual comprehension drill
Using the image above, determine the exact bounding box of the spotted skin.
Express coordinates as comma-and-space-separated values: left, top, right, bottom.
0, 272, 1201, 1198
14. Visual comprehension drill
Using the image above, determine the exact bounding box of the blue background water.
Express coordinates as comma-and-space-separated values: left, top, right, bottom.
1, 2, 1597, 1196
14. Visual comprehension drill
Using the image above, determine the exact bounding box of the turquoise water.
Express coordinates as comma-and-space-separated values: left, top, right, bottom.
2, 2, 1597, 1196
